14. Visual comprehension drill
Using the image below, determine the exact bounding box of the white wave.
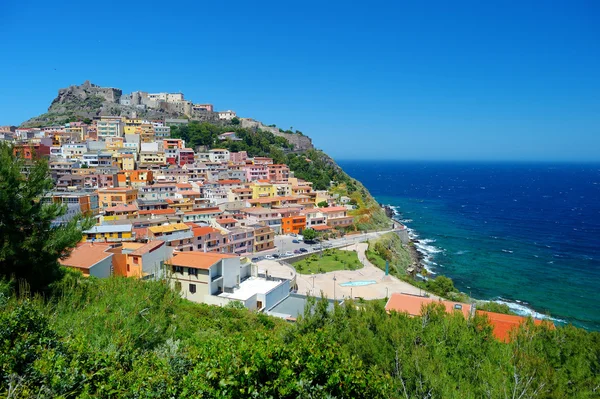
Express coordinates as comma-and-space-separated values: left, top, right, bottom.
492, 299, 566, 324
502, 249, 514, 254
400, 218, 413, 223
414, 242, 443, 255
455, 250, 469, 255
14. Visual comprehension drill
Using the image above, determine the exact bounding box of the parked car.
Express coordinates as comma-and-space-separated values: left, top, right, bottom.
251, 257, 259, 262
299, 248, 308, 253
289, 233, 297, 237
272, 253, 280, 259
292, 239, 300, 244
293, 249, 301, 254
265, 255, 274, 260
284, 251, 294, 257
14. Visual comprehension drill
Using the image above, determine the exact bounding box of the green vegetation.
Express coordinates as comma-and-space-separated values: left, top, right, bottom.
171, 122, 292, 161
0, 143, 93, 294
301, 227, 317, 241
476, 301, 516, 315
366, 232, 413, 276
293, 249, 362, 274
1, 274, 599, 398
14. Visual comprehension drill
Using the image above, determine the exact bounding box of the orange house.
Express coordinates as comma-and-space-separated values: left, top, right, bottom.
97, 187, 138, 208
117, 241, 168, 278
282, 215, 306, 234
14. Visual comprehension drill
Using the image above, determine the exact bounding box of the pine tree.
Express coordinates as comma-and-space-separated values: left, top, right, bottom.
0, 143, 93, 293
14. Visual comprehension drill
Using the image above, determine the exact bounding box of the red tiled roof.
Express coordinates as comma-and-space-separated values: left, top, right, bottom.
138, 209, 176, 215
168, 252, 236, 270
59, 243, 113, 269
385, 293, 471, 318
192, 226, 220, 237
476, 310, 551, 342
130, 240, 165, 256
311, 225, 331, 231
132, 227, 148, 239
217, 217, 238, 225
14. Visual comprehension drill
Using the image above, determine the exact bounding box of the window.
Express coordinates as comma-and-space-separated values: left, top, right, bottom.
189, 284, 196, 293
132, 257, 139, 264
188, 268, 197, 276
173, 266, 183, 274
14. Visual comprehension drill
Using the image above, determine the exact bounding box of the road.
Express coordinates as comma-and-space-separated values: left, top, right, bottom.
251, 228, 397, 260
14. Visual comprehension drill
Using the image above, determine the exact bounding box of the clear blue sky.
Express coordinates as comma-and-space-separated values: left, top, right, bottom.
1, 0, 599, 161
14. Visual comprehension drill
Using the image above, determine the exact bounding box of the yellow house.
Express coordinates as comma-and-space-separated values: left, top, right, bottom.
106, 137, 124, 150
83, 224, 135, 242
124, 118, 144, 134
251, 181, 276, 199
139, 151, 166, 166
97, 187, 138, 207
102, 203, 138, 221
113, 153, 135, 170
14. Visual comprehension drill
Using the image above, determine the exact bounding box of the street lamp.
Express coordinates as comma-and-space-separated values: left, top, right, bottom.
333, 274, 337, 300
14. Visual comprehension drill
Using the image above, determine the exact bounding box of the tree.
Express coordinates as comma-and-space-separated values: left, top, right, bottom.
317, 201, 329, 208
0, 143, 93, 293
302, 228, 317, 241
230, 117, 240, 125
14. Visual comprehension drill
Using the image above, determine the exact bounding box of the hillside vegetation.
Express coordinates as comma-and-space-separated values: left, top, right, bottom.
1, 274, 599, 398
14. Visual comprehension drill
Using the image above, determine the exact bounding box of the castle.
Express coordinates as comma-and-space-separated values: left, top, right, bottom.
119, 91, 233, 120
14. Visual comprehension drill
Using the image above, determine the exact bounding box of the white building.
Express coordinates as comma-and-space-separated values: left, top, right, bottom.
218, 110, 236, 120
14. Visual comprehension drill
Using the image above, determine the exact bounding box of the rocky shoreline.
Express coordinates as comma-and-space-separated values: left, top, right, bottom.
381, 204, 427, 276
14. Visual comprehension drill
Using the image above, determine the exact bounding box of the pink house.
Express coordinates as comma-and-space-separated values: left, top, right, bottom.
243, 164, 269, 182
230, 151, 248, 163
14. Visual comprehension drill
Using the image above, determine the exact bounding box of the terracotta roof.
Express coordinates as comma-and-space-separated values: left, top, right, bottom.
385, 293, 471, 318
217, 217, 238, 225
105, 203, 138, 213
168, 252, 236, 270
59, 243, 113, 269
132, 227, 148, 239
218, 179, 242, 185
311, 225, 331, 231
192, 226, 220, 237
476, 310, 550, 342
176, 183, 192, 188
130, 240, 165, 256
138, 209, 176, 215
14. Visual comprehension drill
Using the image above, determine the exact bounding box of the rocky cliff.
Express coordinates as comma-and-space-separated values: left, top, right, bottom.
20, 81, 209, 127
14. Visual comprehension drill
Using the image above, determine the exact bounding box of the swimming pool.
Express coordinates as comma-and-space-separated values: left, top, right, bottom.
339, 280, 377, 287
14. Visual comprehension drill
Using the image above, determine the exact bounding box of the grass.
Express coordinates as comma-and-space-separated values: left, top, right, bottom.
293, 249, 362, 274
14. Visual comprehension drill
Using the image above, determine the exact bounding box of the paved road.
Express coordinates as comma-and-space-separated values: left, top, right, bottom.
251, 228, 397, 260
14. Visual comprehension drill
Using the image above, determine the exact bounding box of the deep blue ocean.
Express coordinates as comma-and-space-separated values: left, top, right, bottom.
338, 161, 600, 330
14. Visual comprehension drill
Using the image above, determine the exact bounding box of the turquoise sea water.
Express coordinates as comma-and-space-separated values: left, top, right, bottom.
339, 161, 600, 330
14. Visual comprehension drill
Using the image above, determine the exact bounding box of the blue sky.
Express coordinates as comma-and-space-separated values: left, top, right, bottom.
1, 0, 599, 161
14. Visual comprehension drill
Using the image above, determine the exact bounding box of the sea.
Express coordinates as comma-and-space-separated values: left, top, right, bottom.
338, 160, 600, 331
